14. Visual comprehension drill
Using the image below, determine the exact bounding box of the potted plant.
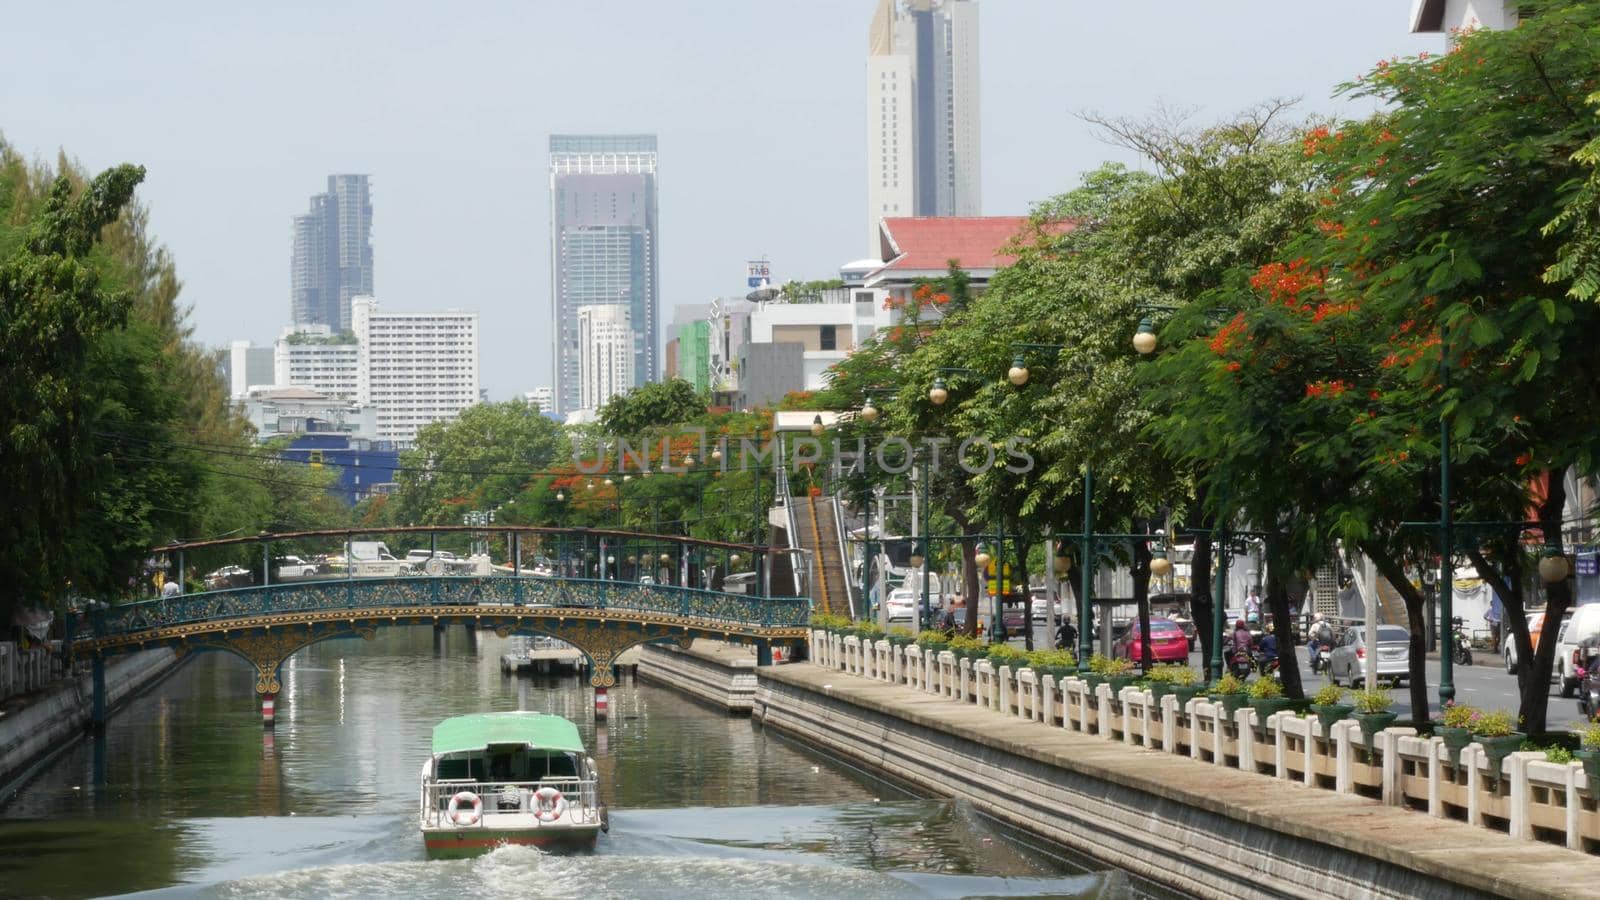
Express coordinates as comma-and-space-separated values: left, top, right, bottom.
1247, 676, 1292, 718
1168, 667, 1205, 707
887, 626, 915, 647
1143, 664, 1175, 701
1080, 654, 1111, 690
1436, 701, 1478, 769
1574, 719, 1600, 792
1470, 709, 1525, 785
1307, 683, 1353, 732
915, 630, 950, 652
1027, 648, 1076, 681
1212, 672, 1249, 717
1103, 656, 1138, 693
1351, 687, 1397, 755
985, 643, 1028, 669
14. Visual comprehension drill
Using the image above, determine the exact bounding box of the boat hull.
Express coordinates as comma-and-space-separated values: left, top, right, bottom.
422, 825, 601, 859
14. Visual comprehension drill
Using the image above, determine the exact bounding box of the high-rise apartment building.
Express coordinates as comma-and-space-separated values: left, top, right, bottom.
865, 0, 981, 254
274, 325, 361, 398
291, 174, 374, 333
351, 297, 479, 444
577, 304, 635, 413
549, 134, 659, 414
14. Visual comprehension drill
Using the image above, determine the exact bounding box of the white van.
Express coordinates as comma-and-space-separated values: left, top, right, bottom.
1556, 604, 1600, 696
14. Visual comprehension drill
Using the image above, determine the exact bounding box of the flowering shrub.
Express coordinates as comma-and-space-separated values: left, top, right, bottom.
1440, 701, 1478, 729
1312, 684, 1345, 706
1472, 709, 1517, 737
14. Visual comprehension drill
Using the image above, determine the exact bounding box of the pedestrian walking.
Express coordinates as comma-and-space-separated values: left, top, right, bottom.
1485, 593, 1504, 654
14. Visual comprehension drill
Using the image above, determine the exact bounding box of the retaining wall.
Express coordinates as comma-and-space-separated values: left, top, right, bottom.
636, 641, 757, 713
760, 631, 1599, 900
0, 649, 181, 791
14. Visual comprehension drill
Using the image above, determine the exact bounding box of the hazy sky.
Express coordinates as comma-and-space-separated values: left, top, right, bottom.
3, 2, 1440, 399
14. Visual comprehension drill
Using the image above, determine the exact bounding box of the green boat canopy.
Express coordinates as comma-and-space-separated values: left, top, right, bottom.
431, 712, 586, 756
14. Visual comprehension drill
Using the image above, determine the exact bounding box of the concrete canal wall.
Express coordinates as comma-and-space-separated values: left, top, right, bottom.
0, 649, 182, 792
756, 654, 1590, 900
636, 641, 757, 714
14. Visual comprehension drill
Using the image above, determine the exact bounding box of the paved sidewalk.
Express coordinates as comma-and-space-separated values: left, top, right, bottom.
763, 662, 1595, 900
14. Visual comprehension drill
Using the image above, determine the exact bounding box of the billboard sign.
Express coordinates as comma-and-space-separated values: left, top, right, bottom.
746, 259, 771, 289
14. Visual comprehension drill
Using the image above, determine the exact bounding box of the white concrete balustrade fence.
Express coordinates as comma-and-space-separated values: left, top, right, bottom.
810, 630, 1600, 854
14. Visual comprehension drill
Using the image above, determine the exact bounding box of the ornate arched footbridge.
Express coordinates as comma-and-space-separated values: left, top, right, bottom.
73, 527, 810, 723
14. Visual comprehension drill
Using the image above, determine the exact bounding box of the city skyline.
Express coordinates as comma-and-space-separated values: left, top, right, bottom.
0, 2, 1441, 399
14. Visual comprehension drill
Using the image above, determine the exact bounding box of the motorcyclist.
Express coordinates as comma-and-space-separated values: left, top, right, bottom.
1229, 619, 1253, 669
1257, 625, 1279, 670
1306, 613, 1334, 670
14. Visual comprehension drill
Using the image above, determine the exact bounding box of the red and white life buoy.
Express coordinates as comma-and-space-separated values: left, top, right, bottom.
448, 790, 483, 826
532, 786, 567, 822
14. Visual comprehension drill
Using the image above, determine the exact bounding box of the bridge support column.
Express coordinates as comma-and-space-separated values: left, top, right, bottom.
91, 656, 107, 731
262, 692, 277, 726
756, 640, 773, 667
594, 686, 608, 721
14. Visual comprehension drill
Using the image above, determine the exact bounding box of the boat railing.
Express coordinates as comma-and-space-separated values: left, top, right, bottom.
421, 776, 599, 827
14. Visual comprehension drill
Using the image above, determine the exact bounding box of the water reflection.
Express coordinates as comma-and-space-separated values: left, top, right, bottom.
1, 627, 1154, 899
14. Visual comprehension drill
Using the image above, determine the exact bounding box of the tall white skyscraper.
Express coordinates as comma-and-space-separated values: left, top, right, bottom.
577, 304, 635, 413
865, 0, 981, 254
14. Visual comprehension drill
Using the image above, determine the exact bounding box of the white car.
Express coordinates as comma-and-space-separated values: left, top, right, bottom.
273, 556, 320, 579
1555, 605, 1600, 697
885, 589, 917, 623
405, 550, 460, 564
1029, 587, 1063, 622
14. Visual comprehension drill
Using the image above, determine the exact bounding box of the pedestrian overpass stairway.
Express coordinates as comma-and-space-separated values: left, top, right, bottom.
1373, 571, 1409, 627
792, 496, 851, 617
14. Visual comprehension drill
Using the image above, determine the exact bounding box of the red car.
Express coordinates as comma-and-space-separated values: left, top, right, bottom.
1113, 617, 1190, 664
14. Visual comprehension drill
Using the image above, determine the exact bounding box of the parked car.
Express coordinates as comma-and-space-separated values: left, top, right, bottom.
1111, 618, 1190, 664
273, 556, 321, 579
1555, 604, 1600, 697
204, 565, 253, 591
1328, 624, 1411, 689
405, 549, 461, 564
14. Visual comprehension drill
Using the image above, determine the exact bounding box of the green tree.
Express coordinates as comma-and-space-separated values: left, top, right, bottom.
599, 378, 704, 437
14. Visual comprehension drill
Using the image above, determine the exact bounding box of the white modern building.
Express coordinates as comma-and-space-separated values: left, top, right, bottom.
228, 340, 276, 399
1409, 0, 1518, 32
866, 0, 981, 255
351, 296, 480, 444
239, 386, 379, 442
274, 325, 360, 398
577, 304, 635, 413
523, 387, 555, 414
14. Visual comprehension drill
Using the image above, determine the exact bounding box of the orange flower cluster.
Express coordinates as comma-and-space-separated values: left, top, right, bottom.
1514, 452, 1532, 467
1207, 312, 1248, 356
886, 284, 953, 311
1304, 379, 1350, 398
1303, 126, 1337, 157
1250, 259, 1325, 308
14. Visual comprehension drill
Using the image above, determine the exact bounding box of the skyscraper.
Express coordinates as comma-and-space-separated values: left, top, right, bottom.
291, 174, 374, 333
549, 135, 659, 414
866, 0, 981, 254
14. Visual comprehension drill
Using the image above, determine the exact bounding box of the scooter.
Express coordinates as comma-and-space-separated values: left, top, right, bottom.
1224, 640, 1253, 680
1309, 640, 1333, 675
1450, 617, 1474, 667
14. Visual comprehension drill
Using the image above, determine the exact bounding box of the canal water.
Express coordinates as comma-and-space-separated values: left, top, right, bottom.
2, 628, 1160, 899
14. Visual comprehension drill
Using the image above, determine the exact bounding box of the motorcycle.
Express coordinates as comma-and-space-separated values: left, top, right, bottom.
1224, 639, 1254, 680
1251, 647, 1281, 680
1450, 617, 1474, 667
1309, 640, 1333, 675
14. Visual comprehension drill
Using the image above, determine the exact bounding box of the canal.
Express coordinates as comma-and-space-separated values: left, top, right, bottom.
2, 628, 1161, 898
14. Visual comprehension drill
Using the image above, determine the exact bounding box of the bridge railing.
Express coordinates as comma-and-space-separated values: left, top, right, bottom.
86, 576, 812, 639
